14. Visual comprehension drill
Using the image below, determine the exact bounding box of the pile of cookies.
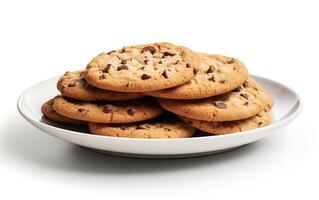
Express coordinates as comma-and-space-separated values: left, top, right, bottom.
41, 42, 273, 139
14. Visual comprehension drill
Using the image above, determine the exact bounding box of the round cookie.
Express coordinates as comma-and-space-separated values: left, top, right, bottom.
158, 78, 273, 121
41, 98, 86, 125
57, 70, 144, 101
89, 119, 195, 139
85, 42, 202, 92
53, 96, 164, 123
180, 110, 272, 135
146, 54, 249, 99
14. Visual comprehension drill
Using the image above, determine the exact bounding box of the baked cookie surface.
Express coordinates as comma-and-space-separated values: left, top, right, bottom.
180, 110, 271, 135
57, 70, 143, 101
158, 78, 273, 121
147, 54, 248, 99
89, 118, 195, 139
41, 98, 86, 125
85, 42, 201, 92
53, 96, 164, 123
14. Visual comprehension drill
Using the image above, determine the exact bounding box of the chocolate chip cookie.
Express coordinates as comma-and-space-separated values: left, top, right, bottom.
53, 96, 164, 123
158, 78, 273, 121
180, 110, 271, 135
146, 54, 249, 99
41, 98, 86, 125
89, 118, 195, 139
85, 42, 202, 92
57, 70, 144, 101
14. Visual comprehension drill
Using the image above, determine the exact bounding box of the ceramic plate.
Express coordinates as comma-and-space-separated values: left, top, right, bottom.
17, 75, 302, 159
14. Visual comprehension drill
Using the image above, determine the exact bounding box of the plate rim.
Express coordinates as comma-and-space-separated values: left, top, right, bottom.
17, 74, 303, 142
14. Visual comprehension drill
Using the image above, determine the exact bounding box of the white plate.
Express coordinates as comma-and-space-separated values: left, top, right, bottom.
17, 75, 302, 159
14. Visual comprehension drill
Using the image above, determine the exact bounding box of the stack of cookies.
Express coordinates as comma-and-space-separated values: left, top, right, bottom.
41, 42, 273, 139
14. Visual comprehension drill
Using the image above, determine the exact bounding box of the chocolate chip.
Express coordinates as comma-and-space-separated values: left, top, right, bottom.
164, 127, 171, 131
193, 68, 198, 74
186, 64, 191, 68
144, 60, 148, 64
240, 93, 249, 99
102, 64, 112, 73
208, 76, 215, 82
127, 108, 136, 116
99, 74, 106, 80
206, 66, 214, 73
258, 122, 263, 126
141, 46, 156, 54
78, 108, 88, 113
138, 66, 145, 70
121, 60, 127, 64
117, 65, 128, 71
80, 78, 88, 85
126, 82, 132, 88
244, 101, 249, 106
159, 61, 162, 64
141, 74, 151, 80
219, 79, 226, 84
162, 70, 169, 78
78, 108, 85, 112
103, 105, 112, 113
227, 58, 236, 64
67, 83, 75, 87
119, 48, 125, 53
162, 52, 176, 57
213, 101, 227, 109
107, 50, 116, 55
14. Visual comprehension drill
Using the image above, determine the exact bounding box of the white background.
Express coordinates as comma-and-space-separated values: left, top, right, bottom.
0, 0, 318, 199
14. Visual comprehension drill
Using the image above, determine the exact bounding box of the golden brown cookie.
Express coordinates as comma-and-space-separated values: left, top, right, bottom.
41, 98, 86, 125
53, 96, 164, 123
146, 54, 249, 99
89, 118, 195, 139
85, 42, 202, 92
57, 70, 144, 101
158, 78, 273, 121
180, 110, 272, 135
